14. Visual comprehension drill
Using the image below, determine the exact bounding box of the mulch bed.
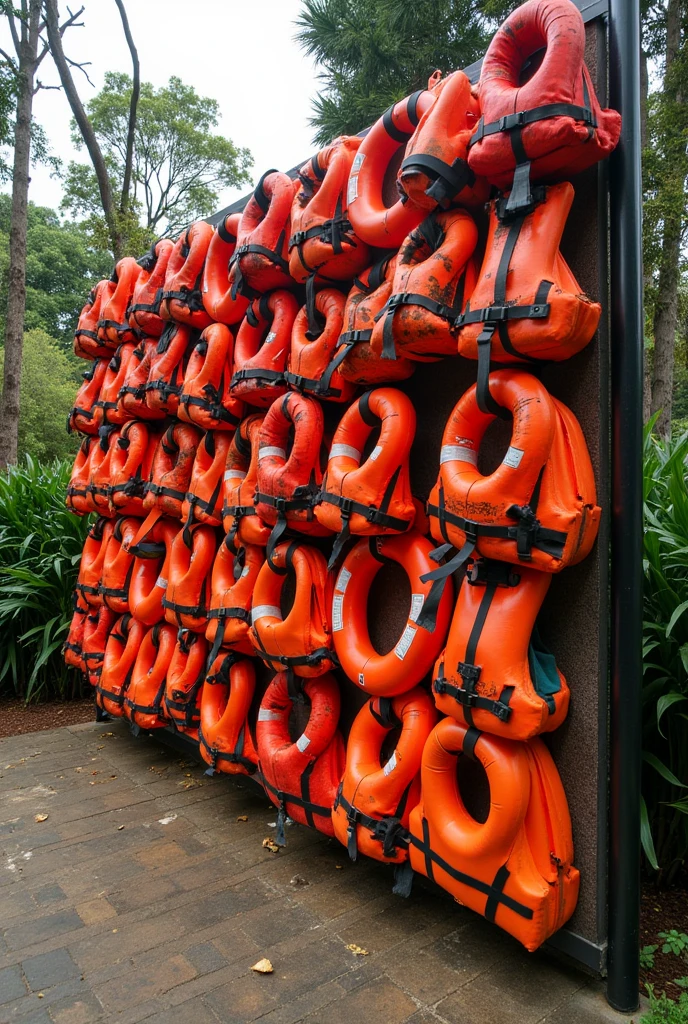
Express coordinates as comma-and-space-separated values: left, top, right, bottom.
0, 697, 96, 739
640, 875, 688, 996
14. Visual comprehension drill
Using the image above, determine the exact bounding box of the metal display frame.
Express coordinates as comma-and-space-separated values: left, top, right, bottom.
124, 0, 643, 1008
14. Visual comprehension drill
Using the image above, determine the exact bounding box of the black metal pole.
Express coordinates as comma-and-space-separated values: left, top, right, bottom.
607, 0, 643, 1012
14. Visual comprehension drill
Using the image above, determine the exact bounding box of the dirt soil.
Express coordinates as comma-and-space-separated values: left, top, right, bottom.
0, 696, 96, 739
640, 876, 688, 996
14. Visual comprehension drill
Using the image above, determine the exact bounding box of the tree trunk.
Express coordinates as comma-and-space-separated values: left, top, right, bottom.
0, 1, 41, 469
44, 0, 123, 258
649, 0, 684, 438
114, 0, 139, 215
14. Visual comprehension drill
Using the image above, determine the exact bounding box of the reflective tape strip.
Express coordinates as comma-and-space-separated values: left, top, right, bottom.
368, 445, 383, 462
251, 604, 282, 623
259, 446, 286, 460
440, 444, 478, 466
336, 567, 352, 593
330, 443, 361, 462
347, 176, 359, 204
156, 577, 167, 589
394, 625, 417, 661
264, 332, 277, 344
296, 734, 311, 753
503, 446, 524, 469
258, 708, 282, 722
332, 594, 344, 632
383, 751, 397, 776
224, 469, 247, 481
409, 594, 424, 623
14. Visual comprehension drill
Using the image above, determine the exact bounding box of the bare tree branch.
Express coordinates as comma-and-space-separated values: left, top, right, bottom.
36, 7, 85, 72
44, 0, 122, 257
33, 79, 61, 93
0, 48, 19, 71
113, 0, 139, 214
7, 11, 21, 56
65, 54, 93, 86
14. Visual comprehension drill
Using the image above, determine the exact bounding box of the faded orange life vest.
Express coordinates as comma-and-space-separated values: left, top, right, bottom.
178, 322, 243, 431
92, 343, 138, 429
128, 239, 174, 337
256, 671, 345, 843
222, 413, 271, 547
98, 258, 142, 345
145, 322, 197, 419
67, 436, 98, 516
407, 717, 579, 951
165, 630, 209, 734
160, 221, 214, 329
63, 590, 89, 672
117, 338, 163, 422
144, 422, 203, 520
97, 613, 148, 717
67, 358, 108, 436
99, 515, 139, 614
108, 421, 161, 518
206, 535, 264, 660
124, 623, 176, 731
181, 430, 232, 529
127, 514, 178, 626
288, 137, 370, 284
163, 522, 218, 632
230, 291, 296, 407
229, 170, 297, 298
74, 280, 114, 359
285, 287, 354, 402
82, 605, 118, 687
202, 213, 249, 325
199, 654, 258, 775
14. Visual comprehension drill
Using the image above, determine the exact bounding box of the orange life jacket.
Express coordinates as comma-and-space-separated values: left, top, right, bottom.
250, 541, 335, 677
222, 413, 271, 547
332, 532, 453, 696
407, 717, 580, 951
86, 426, 120, 517
316, 388, 417, 566
397, 70, 487, 211
63, 590, 89, 672
288, 138, 370, 284
66, 436, 98, 516
199, 653, 258, 775
128, 239, 174, 337
163, 522, 218, 632
76, 518, 113, 607
433, 558, 569, 740
467, 0, 621, 214
332, 689, 437, 866
206, 535, 264, 659
255, 392, 330, 547
82, 605, 118, 687
424, 370, 601, 580
346, 88, 435, 248
160, 222, 214, 329
178, 322, 243, 431
92, 343, 138, 429
144, 422, 203, 519
181, 430, 231, 528
230, 291, 296, 407
74, 280, 113, 359
124, 622, 176, 731
337, 257, 415, 385
202, 213, 250, 325
67, 358, 108, 435
98, 258, 142, 345
97, 613, 148, 717
99, 515, 139, 614
371, 209, 478, 362
108, 421, 161, 518
128, 514, 178, 625
145, 322, 196, 418
118, 338, 165, 422
229, 170, 297, 297
455, 183, 601, 387
256, 671, 345, 842
165, 630, 208, 733
285, 288, 354, 403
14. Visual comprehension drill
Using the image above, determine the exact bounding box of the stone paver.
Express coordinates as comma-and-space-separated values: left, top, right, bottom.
0, 720, 639, 1024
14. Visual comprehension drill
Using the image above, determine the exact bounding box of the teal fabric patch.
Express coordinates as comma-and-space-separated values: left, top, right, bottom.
528, 626, 561, 712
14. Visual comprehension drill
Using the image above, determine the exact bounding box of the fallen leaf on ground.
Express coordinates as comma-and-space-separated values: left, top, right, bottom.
290, 875, 308, 887
236, 815, 248, 822
34, 814, 48, 823
335, 864, 343, 870
262, 837, 280, 853
117, 825, 125, 831
100, 732, 115, 737
251, 958, 274, 974
346, 944, 368, 956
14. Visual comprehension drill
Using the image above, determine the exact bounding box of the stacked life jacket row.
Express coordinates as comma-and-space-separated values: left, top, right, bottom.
62, 0, 619, 955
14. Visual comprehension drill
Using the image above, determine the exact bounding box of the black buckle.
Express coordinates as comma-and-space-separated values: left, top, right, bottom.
458, 661, 481, 688
274, 497, 288, 514
492, 702, 512, 723
434, 676, 447, 696
500, 111, 525, 132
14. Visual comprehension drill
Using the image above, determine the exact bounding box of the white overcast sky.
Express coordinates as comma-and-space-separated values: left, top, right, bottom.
1, 0, 321, 214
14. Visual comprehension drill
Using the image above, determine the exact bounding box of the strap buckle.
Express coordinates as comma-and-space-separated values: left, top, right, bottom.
274, 497, 288, 514
500, 111, 525, 132
458, 661, 482, 688
480, 305, 507, 323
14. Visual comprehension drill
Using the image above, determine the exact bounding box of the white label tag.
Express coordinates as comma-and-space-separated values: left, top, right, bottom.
330, 443, 361, 463
503, 446, 525, 469
264, 332, 277, 344
409, 594, 424, 623
296, 734, 311, 753
224, 469, 247, 481
383, 751, 397, 777
352, 153, 365, 173
251, 604, 282, 623
394, 625, 417, 661
259, 446, 286, 460
240, 566, 250, 578
258, 708, 281, 722
368, 445, 383, 462
358, 672, 365, 687
347, 175, 359, 204
440, 444, 478, 466
336, 567, 352, 593
155, 576, 167, 589
332, 594, 344, 632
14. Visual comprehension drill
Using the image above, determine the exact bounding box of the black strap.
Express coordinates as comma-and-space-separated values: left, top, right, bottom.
217, 218, 237, 245
334, 786, 410, 863
399, 153, 476, 207
261, 774, 333, 846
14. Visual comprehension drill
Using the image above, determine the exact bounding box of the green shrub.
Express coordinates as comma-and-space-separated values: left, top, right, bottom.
641, 989, 688, 1024
643, 424, 688, 879
0, 456, 90, 702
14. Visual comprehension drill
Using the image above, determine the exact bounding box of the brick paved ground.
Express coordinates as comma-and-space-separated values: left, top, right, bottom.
0, 721, 636, 1024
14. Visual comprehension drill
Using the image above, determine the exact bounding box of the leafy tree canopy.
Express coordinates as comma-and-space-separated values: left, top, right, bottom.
61, 72, 253, 253
0, 328, 81, 463
0, 195, 111, 348
295, 0, 501, 145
